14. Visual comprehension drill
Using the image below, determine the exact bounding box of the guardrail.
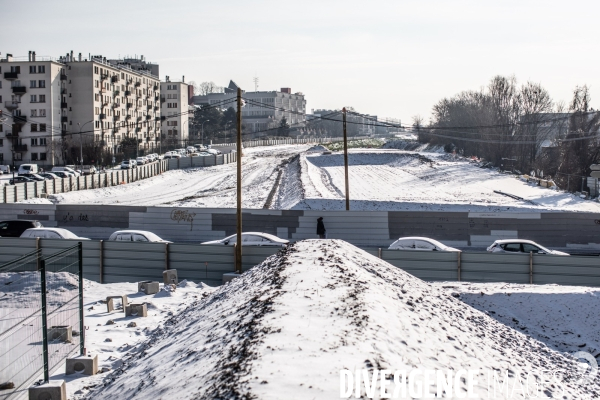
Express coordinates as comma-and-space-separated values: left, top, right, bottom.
0, 238, 599, 288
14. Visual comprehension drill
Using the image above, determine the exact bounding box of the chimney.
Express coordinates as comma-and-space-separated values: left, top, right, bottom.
281, 87, 291, 94
182, 75, 185, 83
32, 51, 36, 62
78, 52, 82, 62
28, 51, 32, 62
70, 50, 74, 62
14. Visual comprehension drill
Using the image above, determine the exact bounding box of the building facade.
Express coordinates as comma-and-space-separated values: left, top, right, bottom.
160, 77, 189, 147
192, 81, 306, 137
0, 52, 64, 165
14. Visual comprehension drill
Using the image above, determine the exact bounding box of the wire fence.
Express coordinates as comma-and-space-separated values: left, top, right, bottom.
0, 244, 83, 399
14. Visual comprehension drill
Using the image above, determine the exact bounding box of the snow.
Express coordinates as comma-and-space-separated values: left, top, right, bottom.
18, 144, 600, 213
81, 240, 598, 399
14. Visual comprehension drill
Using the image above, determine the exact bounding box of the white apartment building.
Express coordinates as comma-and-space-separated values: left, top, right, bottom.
0, 52, 64, 165
63, 53, 161, 157
160, 77, 189, 146
192, 81, 307, 136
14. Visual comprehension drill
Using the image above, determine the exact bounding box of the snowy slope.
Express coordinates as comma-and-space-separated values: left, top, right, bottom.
85, 240, 599, 399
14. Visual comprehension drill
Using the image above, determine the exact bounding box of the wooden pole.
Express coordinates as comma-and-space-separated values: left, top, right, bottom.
236, 88, 243, 274
343, 107, 350, 210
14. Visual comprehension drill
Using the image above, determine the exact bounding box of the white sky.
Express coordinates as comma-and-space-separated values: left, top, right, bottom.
4, 0, 599, 123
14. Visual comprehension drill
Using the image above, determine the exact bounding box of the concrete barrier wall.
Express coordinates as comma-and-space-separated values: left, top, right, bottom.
1, 238, 599, 287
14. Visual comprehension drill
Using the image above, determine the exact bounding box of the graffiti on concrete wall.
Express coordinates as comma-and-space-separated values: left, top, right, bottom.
170, 209, 197, 231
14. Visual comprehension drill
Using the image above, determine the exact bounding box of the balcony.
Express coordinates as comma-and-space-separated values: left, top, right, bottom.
11, 86, 26, 95
160, 96, 165, 103
101, 73, 109, 81
61, 102, 67, 109
114, 115, 121, 121
4, 72, 18, 80
61, 89, 67, 95
113, 90, 120, 96
135, 82, 141, 87
4, 101, 20, 110
60, 74, 67, 81
100, 88, 106, 93
112, 103, 119, 109
111, 76, 119, 83
153, 85, 159, 91
155, 95, 159, 101
13, 115, 27, 125
136, 127, 141, 132
6, 126, 20, 137
137, 116, 142, 122
154, 106, 159, 111
13, 144, 28, 152
126, 115, 132, 120
61, 116, 68, 123
99, 114, 106, 120
146, 115, 151, 120
147, 105, 152, 110
127, 103, 133, 108
125, 90, 131, 96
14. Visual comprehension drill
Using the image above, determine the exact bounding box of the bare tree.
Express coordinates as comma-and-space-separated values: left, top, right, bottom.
198, 82, 223, 96
187, 80, 200, 96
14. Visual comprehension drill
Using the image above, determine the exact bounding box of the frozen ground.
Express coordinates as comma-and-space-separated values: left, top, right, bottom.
80, 240, 598, 399
25, 144, 600, 213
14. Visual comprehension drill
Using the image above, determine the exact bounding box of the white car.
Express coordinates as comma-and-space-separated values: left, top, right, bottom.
487, 239, 569, 256
120, 160, 133, 169
52, 166, 80, 177
108, 230, 171, 243
201, 232, 289, 247
136, 157, 147, 165
20, 228, 90, 240
388, 237, 460, 252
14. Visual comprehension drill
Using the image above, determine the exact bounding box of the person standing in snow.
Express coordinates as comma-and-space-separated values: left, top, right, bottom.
317, 217, 326, 239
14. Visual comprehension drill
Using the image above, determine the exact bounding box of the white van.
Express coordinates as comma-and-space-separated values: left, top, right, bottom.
51, 166, 80, 176
18, 164, 39, 175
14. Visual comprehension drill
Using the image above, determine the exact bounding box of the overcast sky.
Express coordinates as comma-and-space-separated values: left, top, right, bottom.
4, 0, 599, 123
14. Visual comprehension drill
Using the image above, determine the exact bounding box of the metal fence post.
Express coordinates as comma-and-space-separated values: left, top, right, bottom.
78, 242, 84, 355
165, 242, 170, 270
529, 251, 533, 284
378, 248, 382, 259
457, 251, 461, 282
99, 240, 104, 284
40, 259, 49, 382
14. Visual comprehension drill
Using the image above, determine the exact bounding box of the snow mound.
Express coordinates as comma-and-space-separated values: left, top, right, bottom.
17, 197, 53, 204
306, 144, 329, 152
383, 139, 445, 153
87, 240, 598, 399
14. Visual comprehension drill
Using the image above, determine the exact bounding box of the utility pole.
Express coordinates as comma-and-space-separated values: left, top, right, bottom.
343, 107, 350, 210
235, 88, 243, 274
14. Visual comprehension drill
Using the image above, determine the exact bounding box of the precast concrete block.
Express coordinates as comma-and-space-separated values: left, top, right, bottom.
162, 269, 178, 285
66, 354, 98, 375
28, 380, 66, 400
125, 303, 148, 317
137, 281, 159, 295
48, 326, 72, 343
106, 295, 129, 313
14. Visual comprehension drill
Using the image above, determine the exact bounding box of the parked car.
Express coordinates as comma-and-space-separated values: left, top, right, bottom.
487, 239, 569, 256
0, 220, 43, 237
19, 173, 46, 181
51, 171, 73, 179
20, 228, 90, 240
9, 176, 35, 184
52, 166, 80, 177
83, 165, 97, 175
388, 237, 461, 252
129, 159, 138, 168
205, 148, 222, 155
197, 151, 212, 157
18, 164, 40, 175
108, 230, 171, 243
164, 153, 181, 159
0, 165, 10, 174
121, 160, 134, 169
201, 232, 289, 247
136, 157, 147, 166
39, 172, 61, 180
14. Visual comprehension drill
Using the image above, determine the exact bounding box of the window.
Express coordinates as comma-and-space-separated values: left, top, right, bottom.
38, 65, 45, 73
30, 80, 37, 88
31, 124, 38, 132
38, 80, 45, 88
502, 243, 521, 253
94, 66, 99, 74
39, 95, 45, 103
30, 95, 37, 102
31, 109, 38, 117
10, 66, 20, 73
29, 66, 36, 73
95, 80, 99, 88
522, 244, 541, 254
0, 139, 3, 147
31, 138, 38, 146
40, 138, 46, 146
95, 93, 99, 102
39, 109, 46, 117
40, 124, 46, 132
31, 153, 38, 161
40, 153, 46, 161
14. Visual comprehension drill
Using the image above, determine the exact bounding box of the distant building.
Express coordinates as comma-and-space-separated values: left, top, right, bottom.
192, 80, 306, 136
160, 77, 189, 146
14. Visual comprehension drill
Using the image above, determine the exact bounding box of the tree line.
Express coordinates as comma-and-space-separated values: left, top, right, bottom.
416, 75, 600, 191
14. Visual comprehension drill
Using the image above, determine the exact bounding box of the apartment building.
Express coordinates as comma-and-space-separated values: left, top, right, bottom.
192, 81, 306, 136
160, 77, 189, 146
63, 53, 161, 156
0, 52, 64, 165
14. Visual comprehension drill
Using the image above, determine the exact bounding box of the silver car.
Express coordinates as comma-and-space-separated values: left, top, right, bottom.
487, 239, 569, 255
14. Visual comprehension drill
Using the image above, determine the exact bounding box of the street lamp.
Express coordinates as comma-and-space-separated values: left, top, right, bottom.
201, 120, 210, 147
77, 120, 94, 173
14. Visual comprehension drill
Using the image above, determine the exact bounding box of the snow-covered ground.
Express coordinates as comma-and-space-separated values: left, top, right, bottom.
78, 240, 598, 399
24, 144, 600, 213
